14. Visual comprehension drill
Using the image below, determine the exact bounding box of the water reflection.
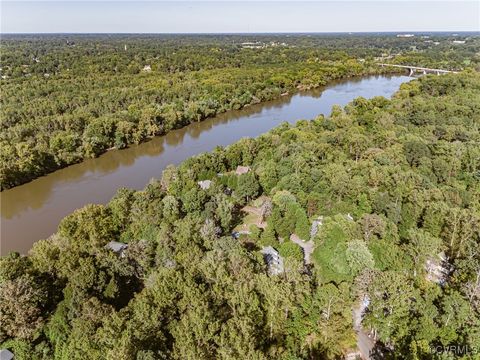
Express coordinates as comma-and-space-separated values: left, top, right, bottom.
0, 75, 411, 255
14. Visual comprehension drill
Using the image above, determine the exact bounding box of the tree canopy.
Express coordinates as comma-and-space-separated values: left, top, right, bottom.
1, 70, 479, 359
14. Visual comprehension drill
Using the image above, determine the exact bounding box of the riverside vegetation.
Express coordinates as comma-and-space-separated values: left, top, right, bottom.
1, 34, 479, 189
1, 71, 479, 359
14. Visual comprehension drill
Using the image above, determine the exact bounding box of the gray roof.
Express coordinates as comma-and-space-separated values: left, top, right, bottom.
235, 166, 251, 175
260, 246, 284, 275
310, 216, 324, 239
105, 241, 128, 253
198, 180, 212, 190
0, 349, 14, 360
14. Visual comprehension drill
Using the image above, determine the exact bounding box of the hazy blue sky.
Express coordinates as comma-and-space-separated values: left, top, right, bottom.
1, 1, 479, 33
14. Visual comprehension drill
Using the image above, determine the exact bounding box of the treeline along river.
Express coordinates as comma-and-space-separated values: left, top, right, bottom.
0, 75, 411, 255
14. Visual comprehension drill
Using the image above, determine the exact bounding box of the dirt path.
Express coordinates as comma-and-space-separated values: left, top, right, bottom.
353, 299, 375, 359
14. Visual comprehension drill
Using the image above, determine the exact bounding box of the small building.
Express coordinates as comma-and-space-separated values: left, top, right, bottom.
198, 180, 212, 190
142, 64, 152, 72
0, 349, 14, 360
260, 246, 284, 276
235, 166, 251, 175
453, 40, 466, 44
105, 241, 128, 257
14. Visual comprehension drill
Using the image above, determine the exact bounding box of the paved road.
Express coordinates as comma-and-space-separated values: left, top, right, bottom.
290, 234, 314, 264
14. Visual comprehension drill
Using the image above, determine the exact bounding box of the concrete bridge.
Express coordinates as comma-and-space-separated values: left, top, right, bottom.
377, 63, 458, 76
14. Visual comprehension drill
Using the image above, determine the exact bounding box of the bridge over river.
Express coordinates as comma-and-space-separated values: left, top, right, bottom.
378, 63, 458, 76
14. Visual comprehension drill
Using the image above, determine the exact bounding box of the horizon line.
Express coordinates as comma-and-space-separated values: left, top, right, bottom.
2, 30, 479, 35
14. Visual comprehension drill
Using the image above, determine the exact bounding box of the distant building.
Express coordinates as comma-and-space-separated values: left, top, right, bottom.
397, 34, 415, 38
241, 42, 264, 49
198, 180, 212, 190
453, 40, 466, 44
105, 241, 128, 257
142, 65, 152, 72
235, 165, 251, 175
0, 349, 14, 360
260, 246, 284, 276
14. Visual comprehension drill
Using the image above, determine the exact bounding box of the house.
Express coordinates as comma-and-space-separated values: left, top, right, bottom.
310, 216, 324, 239
142, 64, 152, 72
197, 180, 212, 190
260, 246, 284, 275
425, 252, 451, 285
453, 40, 466, 44
0, 349, 14, 360
105, 241, 128, 257
235, 165, 251, 175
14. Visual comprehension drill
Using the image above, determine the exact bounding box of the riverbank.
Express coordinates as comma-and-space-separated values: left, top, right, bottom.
1, 74, 411, 255
1, 65, 398, 191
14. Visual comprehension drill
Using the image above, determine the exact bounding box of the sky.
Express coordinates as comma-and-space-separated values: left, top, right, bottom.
1, 1, 479, 34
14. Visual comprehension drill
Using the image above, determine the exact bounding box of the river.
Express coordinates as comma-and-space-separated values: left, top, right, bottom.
0, 75, 411, 255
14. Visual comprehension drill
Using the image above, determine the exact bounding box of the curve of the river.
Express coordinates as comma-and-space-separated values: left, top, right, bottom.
1, 75, 411, 255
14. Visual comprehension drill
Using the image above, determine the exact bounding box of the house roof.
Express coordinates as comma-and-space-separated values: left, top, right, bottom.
0, 349, 14, 360
310, 216, 324, 239
260, 246, 284, 275
235, 166, 251, 175
260, 246, 279, 256
198, 180, 212, 190
105, 241, 128, 253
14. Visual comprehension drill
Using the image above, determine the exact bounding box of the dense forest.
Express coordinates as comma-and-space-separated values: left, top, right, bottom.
1, 71, 479, 359
1, 33, 479, 189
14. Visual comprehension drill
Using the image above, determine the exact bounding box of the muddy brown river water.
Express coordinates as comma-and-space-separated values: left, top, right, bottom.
0, 75, 412, 255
